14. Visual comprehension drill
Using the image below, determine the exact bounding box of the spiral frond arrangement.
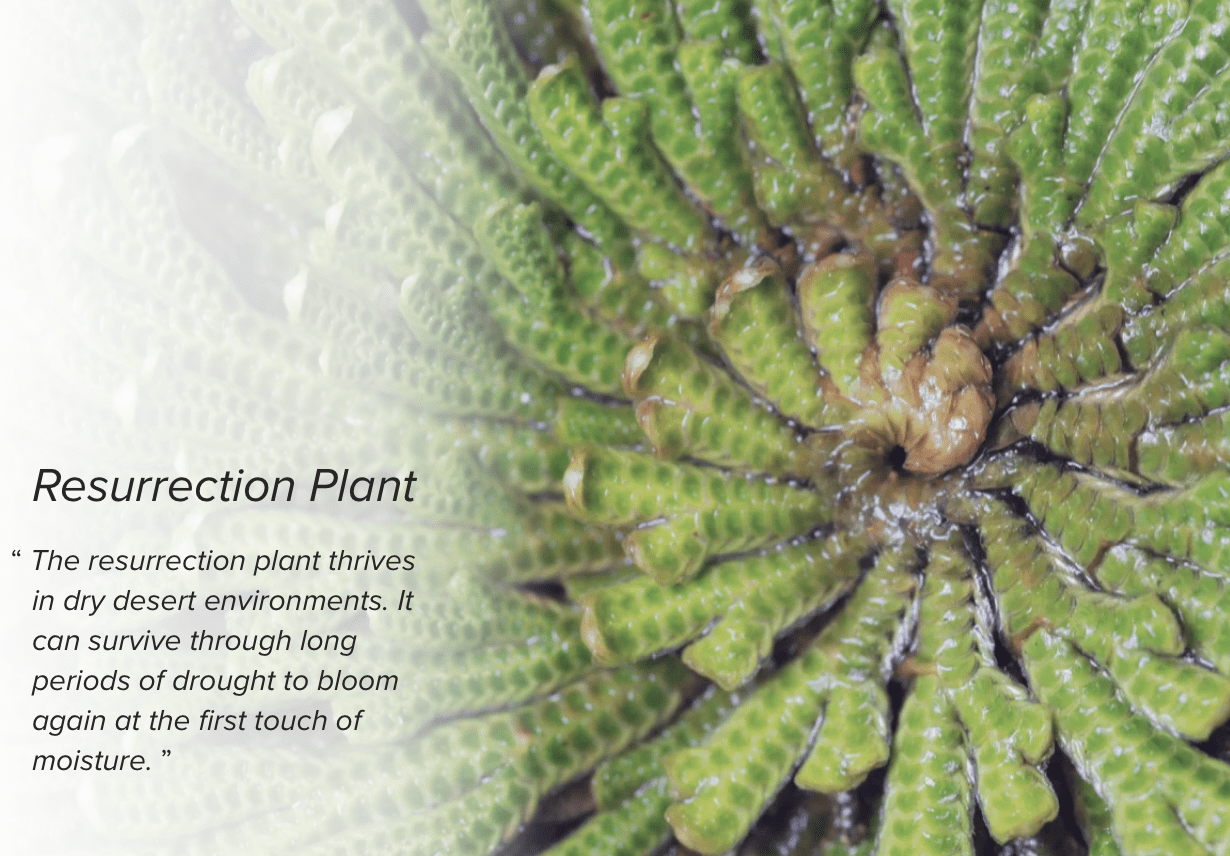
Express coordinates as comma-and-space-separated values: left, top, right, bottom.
28, 0, 1230, 854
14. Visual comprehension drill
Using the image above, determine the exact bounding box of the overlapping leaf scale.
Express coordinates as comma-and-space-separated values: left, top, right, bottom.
1025, 630, 1230, 856
1005, 158, 1230, 408
857, 0, 1004, 295
563, 448, 832, 583
337, 611, 598, 739
528, 56, 711, 253
623, 331, 816, 474
966, 0, 1092, 228
661, 554, 913, 854
900, 540, 1058, 844
874, 676, 975, 856
553, 395, 646, 448
474, 201, 635, 395
976, 492, 1230, 742
539, 688, 739, 856
300, 112, 565, 419
563, 231, 682, 337
39, 137, 422, 480
1059, 0, 1180, 219
421, 0, 634, 253
796, 251, 877, 398
707, 258, 831, 427
1077, 0, 1230, 228
1122, 160, 1230, 356
401, 660, 693, 855
751, 0, 876, 172
139, 0, 331, 214
478, 507, 630, 584
996, 454, 1230, 575
496, 0, 599, 72
977, 236, 1084, 348
1003, 174, 1230, 412
1094, 544, 1230, 677
536, 781, 675, 856
374, 576, 559, 646
312, 103, 631, 405
1012, 327, 1230, 480
736, 62, 920, 266
581, 535, 864, 688
528, 54, 740, 317
244, 0, 529, 225
1070, 771, 1125, 856
278, 266, 420, 396
998, 299, 1124, 395
584, 0, 766, 245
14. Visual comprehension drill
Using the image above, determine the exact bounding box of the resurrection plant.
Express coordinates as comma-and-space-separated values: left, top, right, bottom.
30, 0, 1230, 854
